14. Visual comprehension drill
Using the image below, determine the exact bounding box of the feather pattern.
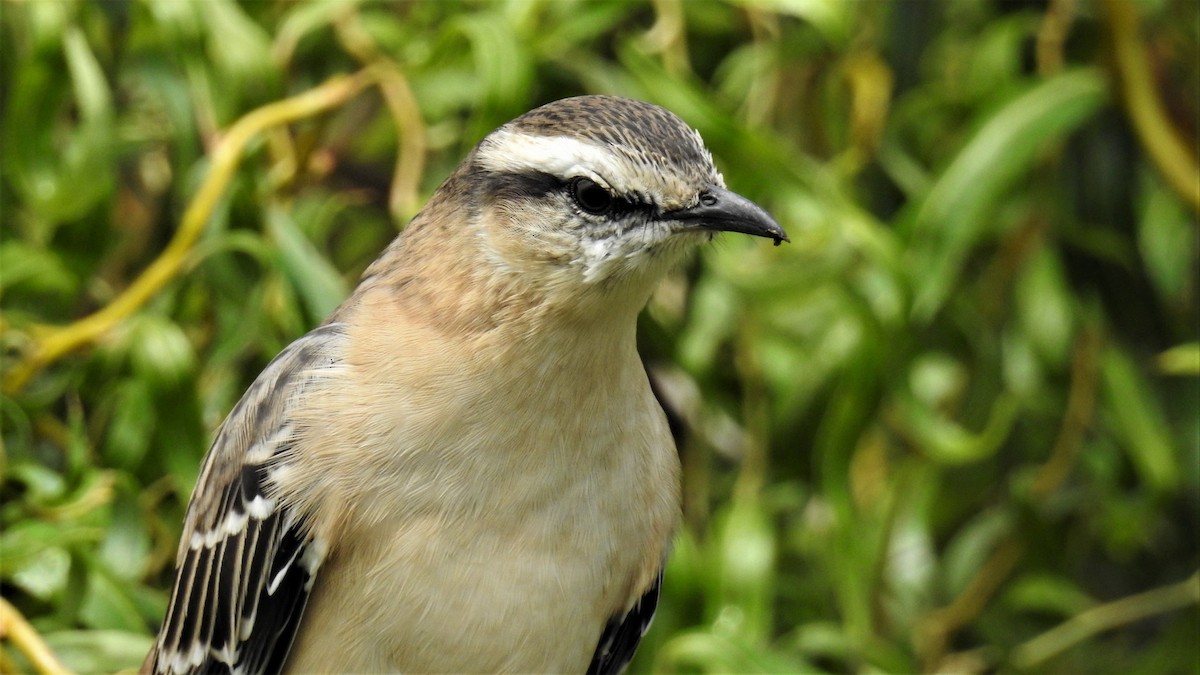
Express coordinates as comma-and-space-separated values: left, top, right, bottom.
146, 324, 347, 675
587, 570, 663, 675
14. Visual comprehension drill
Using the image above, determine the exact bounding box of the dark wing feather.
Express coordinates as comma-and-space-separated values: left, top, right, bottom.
147, 324, 346, 675
587, 570, 663, 675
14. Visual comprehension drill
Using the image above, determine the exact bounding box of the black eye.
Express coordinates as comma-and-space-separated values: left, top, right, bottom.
570, 177, 614, 215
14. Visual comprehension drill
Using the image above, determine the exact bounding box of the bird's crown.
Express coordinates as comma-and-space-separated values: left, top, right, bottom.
475, 95, 723, 212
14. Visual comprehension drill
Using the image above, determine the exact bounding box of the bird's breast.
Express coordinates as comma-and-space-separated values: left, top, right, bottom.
283, 316, 680, 672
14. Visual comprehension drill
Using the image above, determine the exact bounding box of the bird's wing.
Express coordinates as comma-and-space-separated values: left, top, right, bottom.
146, 323, 347, 675
587, 570, 663, 675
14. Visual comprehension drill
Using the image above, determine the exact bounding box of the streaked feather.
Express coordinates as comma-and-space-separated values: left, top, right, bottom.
146, 324, 346, 675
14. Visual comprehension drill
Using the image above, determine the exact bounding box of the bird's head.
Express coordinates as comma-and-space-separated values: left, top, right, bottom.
370, 96, 787, 330
463, 96, 786, 289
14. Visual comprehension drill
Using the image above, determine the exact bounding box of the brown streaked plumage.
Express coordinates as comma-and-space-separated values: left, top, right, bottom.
145, 95, 786, 675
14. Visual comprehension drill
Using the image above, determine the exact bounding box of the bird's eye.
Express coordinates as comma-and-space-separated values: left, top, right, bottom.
570, 178, 614, 215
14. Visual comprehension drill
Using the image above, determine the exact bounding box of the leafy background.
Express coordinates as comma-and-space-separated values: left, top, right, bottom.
2, 0, 1197, 673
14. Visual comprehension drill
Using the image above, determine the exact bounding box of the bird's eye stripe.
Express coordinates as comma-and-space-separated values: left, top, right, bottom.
480, 170, 563, 201
565, 177, 655, 219
478, 170, 653, 221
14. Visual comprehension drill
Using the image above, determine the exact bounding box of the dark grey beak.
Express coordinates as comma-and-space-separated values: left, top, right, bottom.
666, 186, 789, 246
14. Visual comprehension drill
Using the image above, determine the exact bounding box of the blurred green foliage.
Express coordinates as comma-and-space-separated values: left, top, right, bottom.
2, 0, 1197, 673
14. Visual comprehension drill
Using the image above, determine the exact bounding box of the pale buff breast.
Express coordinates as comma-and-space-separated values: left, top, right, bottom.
278, 295, 680, 672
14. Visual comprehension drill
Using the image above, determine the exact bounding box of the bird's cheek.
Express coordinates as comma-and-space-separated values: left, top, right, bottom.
478, 207, 575, 269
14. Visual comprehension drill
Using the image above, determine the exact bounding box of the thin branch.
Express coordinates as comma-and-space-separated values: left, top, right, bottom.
1101, 0, 1200, 213
0, 598, 73, 675
1031, 325, 1101, 499
3, 70, 377, 393
916, 325, 1102, 669
333, 7, 428, 222
1036, 0, 1076, 76
643, 0, 691, 76
1011, 571, 1200, 668
917, 537, 1026, 670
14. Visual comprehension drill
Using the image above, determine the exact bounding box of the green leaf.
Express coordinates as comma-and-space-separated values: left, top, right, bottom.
0, 520, 104, 573
44, 630, 155, 675
197, 0, 277, 97
63, 25, 111, 120
1003, 573, 1096, 617
9, 546, 71, 600
895, 392, 1020, 466
1138, 174, 1195, 304
1156, 343, 1200, 376
907, 69, 1108, 320
104, 380, 156, 470
1100, 348, 1179, 492
80, 559, 146, 631
0, 241, 78, 297
266, 206, 349, 321
655, 630, 813, 674
453, 11, 533, 125
129, 314, 198, 387
678, 275, 739, 374
1015, 247, 1075, 367
942, 507, 1013, 597
2, 26, 115, 223
6, 461, 68, 505
97, 492, 152, 582
713, 495, 776, 644
727, 0, 855, 45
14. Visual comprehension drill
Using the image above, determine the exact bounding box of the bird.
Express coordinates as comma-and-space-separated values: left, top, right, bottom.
143, 94, 787, 674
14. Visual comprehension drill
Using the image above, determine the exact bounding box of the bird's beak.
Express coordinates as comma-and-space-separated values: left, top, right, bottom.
666, 186, 789, 246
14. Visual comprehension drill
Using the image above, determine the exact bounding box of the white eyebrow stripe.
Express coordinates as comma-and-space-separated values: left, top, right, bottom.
475, 130, 637, 194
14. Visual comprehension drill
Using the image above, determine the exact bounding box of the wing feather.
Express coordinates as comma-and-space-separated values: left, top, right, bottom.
587, 570, 663, 675
147, 324, 346, 675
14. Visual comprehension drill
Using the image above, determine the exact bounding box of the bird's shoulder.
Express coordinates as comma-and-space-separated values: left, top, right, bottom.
147, 322, 348, 675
